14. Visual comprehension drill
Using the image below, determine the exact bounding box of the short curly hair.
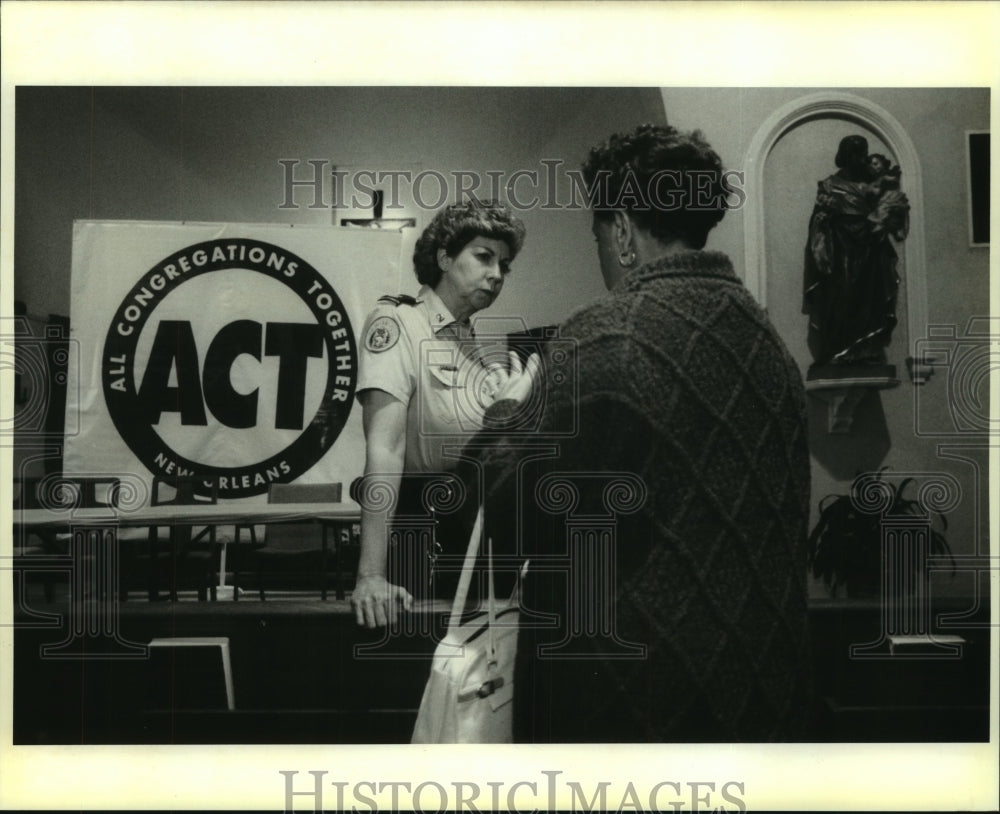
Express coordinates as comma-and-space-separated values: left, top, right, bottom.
582, 124, 729, 250
412, 199, 527, 287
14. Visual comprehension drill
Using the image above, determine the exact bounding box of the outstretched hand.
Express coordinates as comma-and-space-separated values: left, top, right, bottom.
486, 351, 541, 406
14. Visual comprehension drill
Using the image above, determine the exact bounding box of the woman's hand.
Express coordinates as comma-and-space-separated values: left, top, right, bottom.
487, 351, 541, 405
354, 391, 408, 628
352, 574, 413, 628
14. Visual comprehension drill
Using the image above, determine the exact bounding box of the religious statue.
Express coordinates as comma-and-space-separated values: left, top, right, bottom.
803, 135, 910, 369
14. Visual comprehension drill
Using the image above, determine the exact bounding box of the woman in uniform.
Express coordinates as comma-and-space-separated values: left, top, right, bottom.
351, 199, 529, 628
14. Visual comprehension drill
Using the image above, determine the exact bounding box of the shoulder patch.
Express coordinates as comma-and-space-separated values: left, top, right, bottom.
365, 315, 401, 353
377, 294, 421, 307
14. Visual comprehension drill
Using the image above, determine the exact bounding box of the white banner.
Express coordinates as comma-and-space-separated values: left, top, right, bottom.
64, 221, 404, 502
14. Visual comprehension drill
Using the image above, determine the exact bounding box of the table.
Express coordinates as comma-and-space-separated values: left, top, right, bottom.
15, 500, 361, 530
11, 500, 361, 658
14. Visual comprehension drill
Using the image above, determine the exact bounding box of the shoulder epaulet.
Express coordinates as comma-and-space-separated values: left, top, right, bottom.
378, 294, 421, 307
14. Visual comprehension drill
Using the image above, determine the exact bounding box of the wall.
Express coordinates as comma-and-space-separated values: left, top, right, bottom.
14, 86, 990, 597
13, 86, 666, 328
661, 87, 991, 596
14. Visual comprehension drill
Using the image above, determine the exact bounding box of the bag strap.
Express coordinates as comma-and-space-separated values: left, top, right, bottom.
448, 507, 526, 665
486, 534, 497, 660
447, 504, 483, 629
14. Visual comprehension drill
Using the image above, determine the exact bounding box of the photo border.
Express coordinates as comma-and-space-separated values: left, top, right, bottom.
2, 1, 997, 811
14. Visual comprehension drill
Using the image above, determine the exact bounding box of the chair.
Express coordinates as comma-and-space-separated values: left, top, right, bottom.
125, 476, 220, 601
244, 482, 343, 600
146, 637, 235, 710
12, 475, 42, 514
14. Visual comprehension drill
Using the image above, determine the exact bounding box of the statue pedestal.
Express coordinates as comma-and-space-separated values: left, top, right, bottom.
806, 364, 900, 433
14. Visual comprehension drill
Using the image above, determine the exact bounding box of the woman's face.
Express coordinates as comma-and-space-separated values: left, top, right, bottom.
437, 236, 511, 319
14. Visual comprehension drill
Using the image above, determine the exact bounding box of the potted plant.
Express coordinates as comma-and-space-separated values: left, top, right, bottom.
807, 468, 954, 598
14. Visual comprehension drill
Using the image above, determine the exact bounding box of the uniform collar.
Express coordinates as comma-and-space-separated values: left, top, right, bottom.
417, 284, 474, 337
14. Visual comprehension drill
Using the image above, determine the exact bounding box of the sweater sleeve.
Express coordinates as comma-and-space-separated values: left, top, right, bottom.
480, 398, 525, 431
473, 315, 658, 555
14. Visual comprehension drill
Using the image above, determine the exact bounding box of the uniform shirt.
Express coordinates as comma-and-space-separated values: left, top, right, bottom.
357, 285, 494, 474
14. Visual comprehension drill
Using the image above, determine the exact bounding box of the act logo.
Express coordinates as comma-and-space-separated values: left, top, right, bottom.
103, 238, 357, 498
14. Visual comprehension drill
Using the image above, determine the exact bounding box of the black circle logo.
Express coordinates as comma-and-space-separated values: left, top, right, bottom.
102, 238, 357, 498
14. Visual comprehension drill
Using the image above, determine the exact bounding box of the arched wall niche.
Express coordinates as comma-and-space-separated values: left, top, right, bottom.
743, 91, 927, 360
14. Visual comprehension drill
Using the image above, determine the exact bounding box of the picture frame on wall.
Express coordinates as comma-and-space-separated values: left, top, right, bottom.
966, 130, 989, 247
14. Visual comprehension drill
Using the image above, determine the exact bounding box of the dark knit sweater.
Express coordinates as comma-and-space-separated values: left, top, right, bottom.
478, 250, 813, 742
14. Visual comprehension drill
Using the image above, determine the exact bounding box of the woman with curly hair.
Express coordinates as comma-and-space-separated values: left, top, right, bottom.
352, 199, 527, 628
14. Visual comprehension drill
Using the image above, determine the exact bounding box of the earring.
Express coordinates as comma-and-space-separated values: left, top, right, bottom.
618, 248, 635, 268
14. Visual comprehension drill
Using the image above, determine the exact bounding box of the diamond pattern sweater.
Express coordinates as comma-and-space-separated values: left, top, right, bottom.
478, 250, 814, 742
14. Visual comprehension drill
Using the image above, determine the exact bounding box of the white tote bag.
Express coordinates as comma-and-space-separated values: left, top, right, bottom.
411, 507, 519, 743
